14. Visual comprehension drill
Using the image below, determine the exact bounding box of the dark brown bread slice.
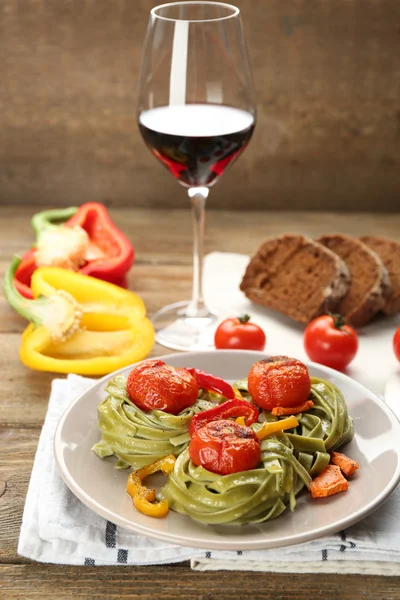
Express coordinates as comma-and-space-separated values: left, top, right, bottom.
240, 234, 350, 324
360, 235, 400, 316
317, 234, 391, 327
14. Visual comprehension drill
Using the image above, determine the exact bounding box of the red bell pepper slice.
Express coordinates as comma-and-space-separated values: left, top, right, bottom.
14, 248, 129, 300
65, 202, 134, 281
189, 398, 259, 436
185, 368, 235, 400
14, 249, 37, 299
13, 203, 134, 299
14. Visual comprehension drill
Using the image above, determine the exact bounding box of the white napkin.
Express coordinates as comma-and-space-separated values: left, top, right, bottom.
18, 252, 400, 574
203, 252, 400, 399
18, 375, 207, 566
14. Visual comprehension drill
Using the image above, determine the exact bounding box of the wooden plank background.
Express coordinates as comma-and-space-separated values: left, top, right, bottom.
0, 0, 399, 211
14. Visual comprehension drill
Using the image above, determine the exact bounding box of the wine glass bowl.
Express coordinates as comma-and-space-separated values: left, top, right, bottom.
137, 1, 256, 350
138, 104, 255, 189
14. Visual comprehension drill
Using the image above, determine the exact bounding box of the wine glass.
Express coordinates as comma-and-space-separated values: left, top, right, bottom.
137, 1, 256, 351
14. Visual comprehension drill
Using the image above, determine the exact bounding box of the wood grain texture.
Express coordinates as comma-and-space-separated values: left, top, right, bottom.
2, 564, 400, 600
0, 459, 35, 561
0, 0, 399, 210
1, 206, 400, 597
2, 204, 400, 264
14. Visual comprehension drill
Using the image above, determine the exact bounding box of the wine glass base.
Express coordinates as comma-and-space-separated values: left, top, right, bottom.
151, 301, 218, 351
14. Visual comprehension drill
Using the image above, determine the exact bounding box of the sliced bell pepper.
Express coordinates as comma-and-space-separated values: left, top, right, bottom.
65, 202, 134, 282
4, 256, 154, 375
188, 398, 259, 435
15, 207, 78, 298
31, 206, 79, 237
233, 388, 244, 400
14, 203, 134, 299
185, 368, 235, 400
126, 454, 176, 518
256, 415, 299, 440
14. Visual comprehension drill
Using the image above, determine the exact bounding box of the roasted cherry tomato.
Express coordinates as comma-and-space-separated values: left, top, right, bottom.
393, 327, 400, 362
214, 314, 266, 351
303, 314, 358, 371
127, 359, 198, 415
189, 419, 261, 475
248, 356, 311, 411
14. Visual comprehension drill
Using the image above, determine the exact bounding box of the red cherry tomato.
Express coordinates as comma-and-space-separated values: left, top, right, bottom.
189, 419, 261, 475
393, 327, 400, 362
248, 356, 311, 411
214, 314, 266, 351
303, 314, 358, 371
127, 359, 198, 415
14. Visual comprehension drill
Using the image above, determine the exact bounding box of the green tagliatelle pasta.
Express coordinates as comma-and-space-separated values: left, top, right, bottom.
161, 434, 310, 525
160, 377, 354, 525
92, 375, 217, 469
288, 376, 354, 476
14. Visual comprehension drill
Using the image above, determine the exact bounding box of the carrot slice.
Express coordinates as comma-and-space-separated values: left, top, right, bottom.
330, 451, 359, 478
310, 464, 349, 498
271, 400, 314, 416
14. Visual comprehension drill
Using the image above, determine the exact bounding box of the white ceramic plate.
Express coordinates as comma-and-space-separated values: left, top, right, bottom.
54, 350, 400, 550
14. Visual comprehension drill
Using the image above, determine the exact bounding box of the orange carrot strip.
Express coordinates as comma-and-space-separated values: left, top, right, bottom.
330, 451, 360, 478
271, 400, 314, 416
310, 464, 349, 498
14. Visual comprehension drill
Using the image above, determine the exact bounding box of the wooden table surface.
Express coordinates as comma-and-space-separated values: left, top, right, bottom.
1, 205, 400, 600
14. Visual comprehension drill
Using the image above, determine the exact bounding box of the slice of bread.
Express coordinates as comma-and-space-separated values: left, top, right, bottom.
240, 234, 350, 324
360, 235, 400, 316
317, 234, 391, 327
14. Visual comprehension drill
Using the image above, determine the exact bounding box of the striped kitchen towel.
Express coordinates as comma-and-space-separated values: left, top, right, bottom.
17, 373, 400, 574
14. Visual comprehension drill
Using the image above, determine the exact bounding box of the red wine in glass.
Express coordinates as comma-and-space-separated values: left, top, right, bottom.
139, 104, 255, 187
137, 2, 255, 351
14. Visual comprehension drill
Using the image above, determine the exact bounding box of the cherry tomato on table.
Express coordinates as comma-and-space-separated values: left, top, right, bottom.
303, 314, 358, 371
248, 356, 311, 410
127, 359, 198, 415
393, 327, 400, 362
214, 314, 266, 351
189, 419, 261, 475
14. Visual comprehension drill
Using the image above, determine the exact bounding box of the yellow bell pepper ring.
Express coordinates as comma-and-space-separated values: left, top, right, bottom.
126, 454, 176, 518
4, 256, 155, 375
19, 319, 155, 376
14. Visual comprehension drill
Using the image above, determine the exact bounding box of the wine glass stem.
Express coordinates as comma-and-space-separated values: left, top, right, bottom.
185, 186, 210, 318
